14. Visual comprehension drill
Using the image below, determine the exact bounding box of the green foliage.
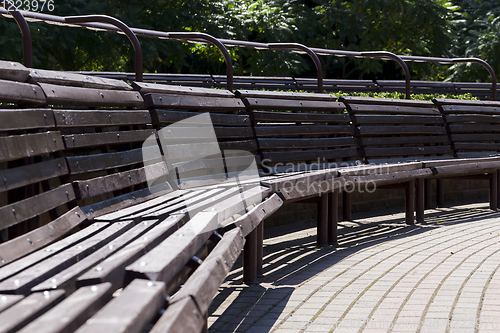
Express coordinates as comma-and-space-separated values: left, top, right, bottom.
335, 91, 478, 101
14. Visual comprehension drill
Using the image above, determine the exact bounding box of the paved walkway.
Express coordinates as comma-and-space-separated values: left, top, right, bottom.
208, 203, 500, 333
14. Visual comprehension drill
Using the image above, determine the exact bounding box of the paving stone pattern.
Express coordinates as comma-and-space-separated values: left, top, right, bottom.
208, 203, 500, 333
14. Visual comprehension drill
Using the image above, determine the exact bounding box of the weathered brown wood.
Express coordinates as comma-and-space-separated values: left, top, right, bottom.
0, 222, 109, 280
346, 169, 432, 187
0, 183, 76, 231
175, 227, 244, 311
451, 133, 500, 142
348, 103, 439, 115
434, 98, 500, 108
76, 215, 184, 289
280, 176, 346, 201
0, 294, 24, 313
363, 146, 452, 157
253, 111, 350, 123
0, 207, 86, 266
342, 191, 352, 221
32, 220, 161, 292
445, 114, 500, 123
133, 81, 233, 97
449, 124, 500, 133
416, 178, 425, 224
363, 136, 449, 146
0, 79, 46, 105
243, 226, 258, 284
74, 162, 168, 200
75, 279, 165, 333
29, 69, 133, 90
355, 115, 442, 125
431, 161, 500, 177
0, 289, 65, 333
453, 143, 500, 151
256, 220, 264, 277
0, 132, 65, 162
490, 172, 498, 210
0, 61, 29, 82
439, 104, 500, 115
358, 125, 447, 136
342, 96, 435, 108
255, 125, 352, 137
0, 222, 132, 294
259, 137, 355, 149
151, 109, 250, 126
261, 148, 357, 164
317, 194, 328, 247
243, 97, 345, 112
406, 180, 415, 225
236, 89, 339, 102
143, 93, 244, 111
0, 109, 55, 132
53, 110, 151, 127
149, 296, 205, 333
39, 83, 144, 107
337, 162, 422, 176
0, 157, 68, 193
17, 283, 113, 333
328, 191, 339, 245
63, 130, 155, 149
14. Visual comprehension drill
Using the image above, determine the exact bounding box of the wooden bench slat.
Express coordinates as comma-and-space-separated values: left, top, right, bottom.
347, 103, 439, 115
75, 279, 165, 333
149, 297, 204, 333
0, 183, 76, 230
255, 125, 353, 137
175, 187, 247, 217
358, 125, 447, 136
0, 61, 29, 82
39, 83, 144, 107
453, 143, 500, 151
53, 110, 151, 127
363, 146, 453, 157
172, 227, 244, 313
0, 289, 65, 333
431, 161, 500, 177
219, 139, 259, 152
0, 109, 54, 132
143, 93, 244, 111
262, 148, 358, 163
363, 136, 450, 146
0, 294, 24, 313
355, 115, 442, 125
0, 207, 86, 266
74, 162, 168, 200
434, 98, 500, 107
17, 283, 113, 333
449, 123, 500, 133
440, 104, 500, 114
0, 131, 65, 162
0, 222, 132, 294
253, 111, 350, 123
63, 129, 155, 149
29, 69, 133, 90
235, 89, 339, 101
32, 220, 160, 292
346, 168, 433, 187
451, 134, 500, 142
0, 157, 68, 193
133, 81, 233, 97
445, 114, 500, 123
243, 97, 345, 111
151, 109, 250, 126
76, 215, 184, 289
0, 79, 46, 105
342, 96, 435, 107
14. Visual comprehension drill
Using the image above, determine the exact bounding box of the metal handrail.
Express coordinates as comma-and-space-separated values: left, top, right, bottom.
64, 15, 143, 82
1, 0, 32, 67
268, 43, 324, 93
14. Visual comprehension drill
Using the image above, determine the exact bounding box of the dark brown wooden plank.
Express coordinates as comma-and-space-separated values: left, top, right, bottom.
0, 61, 29, 82
0, 207, 87, 266
63, 129, 155, 149
0, 222, 132, 295
358, 125, 446, 136
0, 222, 109, 278
74, 162, 168, 200
279, 176, 346, 201
0, 157, 68, 193
0, 289, 65, 333
346, 168, 433, 187
149, 297, 205, 333
29, 69, 133, 90
342, 96, 435, 107
39, 83, 144, 107
18, 283, 113, 333
252, 111, 350, 123
0, 131, 65, 162
450, 133, 500, 142
75, 279, 165, 333
31, 220, 160, 292
235, 89, 339, 101
337, 162, 423, 176
219, 139, 258, 152
0, 79, 46, 105
453, 143, 500, 151
53, 110, 151, 127
259, 137, 355, 149
261, 169, 338, 192
262, 148, 357, 163
355, 115, 442, 125
151, 109, 250, 126
255, 125, 352, 137
440, 105, 500, 114
0, 183, 76, 230
435, 98, 500, 107
0, 109, 55, 132
143, 93, 244, 111
348, 103, 439, 115
445, 114, 500, 124
76, 214, 184, 289
172, 227, 244, 313
431, 161, 500, 177
449, 123, 500, 133
363, 146, 453, 157
0, 294, 24, 313
363, 135, 450, 147
133, 81, 233, 97
244, 97, 344, 112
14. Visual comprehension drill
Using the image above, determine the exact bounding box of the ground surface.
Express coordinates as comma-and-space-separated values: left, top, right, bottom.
208, 203, 500, 333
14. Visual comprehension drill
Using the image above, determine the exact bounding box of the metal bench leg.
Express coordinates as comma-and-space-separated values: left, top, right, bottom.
342, 191, 352, 221
436, 179, 444, 207
489, 171, 498, 210
243, 228, 258, 284
405, 180, 415, 225
424, 179, 432, 209
256, 220, 264, 277
317, 194, 328, 247
328, 191, 339, 246
416, 178, 425, 224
